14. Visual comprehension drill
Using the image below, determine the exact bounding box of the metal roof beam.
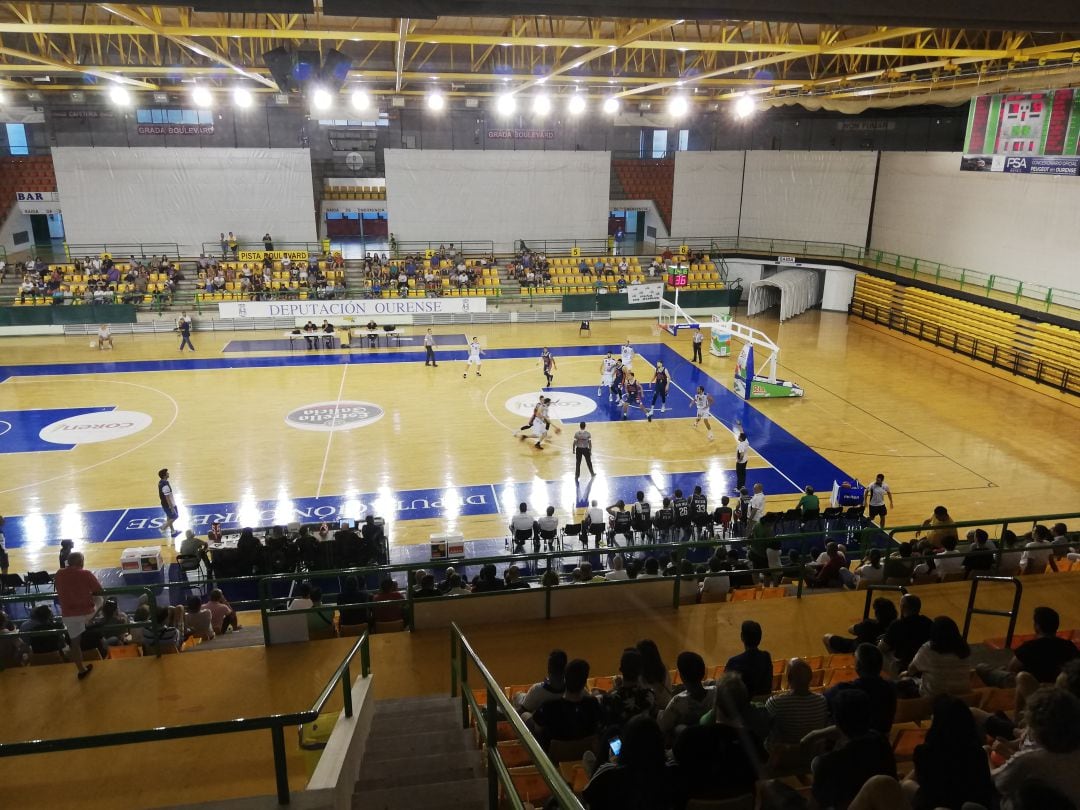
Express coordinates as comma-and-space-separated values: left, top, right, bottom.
0, 43, 156, 88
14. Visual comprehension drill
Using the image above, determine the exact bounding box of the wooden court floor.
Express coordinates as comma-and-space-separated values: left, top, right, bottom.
0, 311, 1078, 574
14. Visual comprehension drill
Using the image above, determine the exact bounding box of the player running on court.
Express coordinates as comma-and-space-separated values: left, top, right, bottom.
691, 385, 716, 440
620, 339, 635, 373
463, 336, 483, 379
540, 347, 557, 388
648, 361, 670, 416
532, 397, 560, 449
598, 353, 617, 397
518, 393, 545, 434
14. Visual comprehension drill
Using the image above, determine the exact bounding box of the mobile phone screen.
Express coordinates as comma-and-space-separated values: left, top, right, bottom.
609, 737, 622, 758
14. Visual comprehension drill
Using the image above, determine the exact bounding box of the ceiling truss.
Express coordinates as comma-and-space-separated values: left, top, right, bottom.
0, 4, 1076, 108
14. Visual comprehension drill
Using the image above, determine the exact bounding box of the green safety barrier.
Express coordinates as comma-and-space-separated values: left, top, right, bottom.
561, 288, 741, 312
0, 303, 137, 326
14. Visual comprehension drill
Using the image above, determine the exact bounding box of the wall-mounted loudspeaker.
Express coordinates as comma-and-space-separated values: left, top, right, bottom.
320, 49, 353, 92
264, 47, 294, 92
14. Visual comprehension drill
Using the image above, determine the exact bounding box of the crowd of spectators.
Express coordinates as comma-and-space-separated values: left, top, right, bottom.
506, 602, 1080, 810
15, 254, 183, 305
195, 251, 344, 300
358, 244, 494, 298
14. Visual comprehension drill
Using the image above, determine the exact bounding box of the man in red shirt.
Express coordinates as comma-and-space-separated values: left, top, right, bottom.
55, 551, 104, 679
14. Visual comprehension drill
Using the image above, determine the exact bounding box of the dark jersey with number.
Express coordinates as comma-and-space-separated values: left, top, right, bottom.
654, 368, 669, 392
673, 498, 691, 525
691, 493, 709, 519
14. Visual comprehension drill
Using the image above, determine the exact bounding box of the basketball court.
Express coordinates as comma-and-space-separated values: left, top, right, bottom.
2, 311, 1078, 574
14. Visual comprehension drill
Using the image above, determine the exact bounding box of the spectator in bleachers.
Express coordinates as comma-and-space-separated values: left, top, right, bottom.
851, 547, 884, 586
977, 606, 1078, 688
725, 620, 774, 698
206, 589, 241, 634
503, 565, 529, 590
636, 639, 673, 708
880, 594, 933, 675
604, 555, 629, 581
699, 554, 731, 599
445, 573, 470, 595
902, 694, 999, 810
657, 651, 713, 743
963, 528, 997, 577
809, 689, 897, 810
765, 659, 829, 752
582, 716, 677, 810
530, 658, 603, 751
288, 583, 313, 611
517, 649, 568, 715
824, 596, 897, 655
20, 604, 65, 654
306, 587, 336, 635
921, 505, 959, 547
540, 569, 560, 588
1020, 525, 1057, 574
599, 648, 656, 730
806, 542, 851, 589
143, 606, 182, 654
826, 644, 897, 737
372, 579, 404, 624
183, 595, 215, 642
902, 616, 972, 698
671, 673, 765, 803
472, 563, 505, 593
578, 562, 606, 584
85, 599, 130, 646
992, 687, 1080, 809
639, 557, 661, 578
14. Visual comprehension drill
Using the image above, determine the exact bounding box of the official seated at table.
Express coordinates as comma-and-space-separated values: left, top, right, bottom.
365, 320, 379, 347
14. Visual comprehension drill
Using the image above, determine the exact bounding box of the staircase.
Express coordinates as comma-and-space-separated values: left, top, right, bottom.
353, 695, 488, 810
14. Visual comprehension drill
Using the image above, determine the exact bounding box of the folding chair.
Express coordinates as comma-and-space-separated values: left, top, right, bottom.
23, 571, 53, 594
511, 529, 534, 555
562, 523, 584, 549
537, 527, 559, 552
0, 574, 25, 595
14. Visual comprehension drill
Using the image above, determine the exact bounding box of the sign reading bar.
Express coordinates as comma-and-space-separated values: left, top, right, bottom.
16, 190, 60, 215
237, 250, 310, 262
625, 283, 665, 305
218, 298, 487, 319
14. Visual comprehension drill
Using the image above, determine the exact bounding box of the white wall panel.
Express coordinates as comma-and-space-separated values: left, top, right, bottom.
385, 150, 609, 253
871, 152, 1080, 291
52, 147, 316, 254
740, 151, 876, 245
670, 151, 744, 238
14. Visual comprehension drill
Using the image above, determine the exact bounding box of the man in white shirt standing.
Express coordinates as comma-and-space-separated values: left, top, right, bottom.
865, 473, 894, 527
735, 432, 750, 492
747, 484, 767, 537
423, 328, 438, 367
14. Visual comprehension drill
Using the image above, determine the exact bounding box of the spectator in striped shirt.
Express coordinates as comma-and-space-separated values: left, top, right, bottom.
765, 659, 829, 753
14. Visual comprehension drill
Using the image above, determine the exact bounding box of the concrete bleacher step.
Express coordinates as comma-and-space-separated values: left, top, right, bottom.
352, 777, 488, 810
354, 694, 486, 810
356, 750, 484, 790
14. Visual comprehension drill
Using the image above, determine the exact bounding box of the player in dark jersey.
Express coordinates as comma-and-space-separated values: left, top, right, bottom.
672, 489, 692, 543
609, 359, 625, 403
540, 347, 557, 388
648, 362, 670, 415
690, 485, 710, 539
653, 497, 675, 543
621, 373, 646, 421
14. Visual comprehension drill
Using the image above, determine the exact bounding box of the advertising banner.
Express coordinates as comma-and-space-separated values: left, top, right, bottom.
16, 190, 61, 214
237, 250, 310, 262
625, 283, 664, 304
217, 297, 487, 319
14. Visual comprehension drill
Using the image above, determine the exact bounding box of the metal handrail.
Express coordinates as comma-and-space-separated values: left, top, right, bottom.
961, 576, 1023, 648
860, 584, 909, 620
450, 622, 584, 810
0, 631, 370, 806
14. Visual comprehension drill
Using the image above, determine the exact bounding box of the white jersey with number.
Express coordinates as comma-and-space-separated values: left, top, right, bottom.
467, 341, 482, 365
621, 345, 634, 369
601, 357, 617, 386
694, 392, 710, 417
532, 404, 550, 437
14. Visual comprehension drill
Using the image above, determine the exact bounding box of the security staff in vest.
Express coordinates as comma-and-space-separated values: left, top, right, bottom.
509, 502, 537, 554
606, 500, 633, 547
573, 422, 595, 481
536, 506, 560, 553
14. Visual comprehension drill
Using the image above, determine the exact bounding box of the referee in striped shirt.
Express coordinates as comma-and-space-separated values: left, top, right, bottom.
573, 422, 595, 481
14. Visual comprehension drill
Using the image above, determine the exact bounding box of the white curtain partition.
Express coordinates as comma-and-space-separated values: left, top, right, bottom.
51, 147, 317, 253
747, 269, 820, 321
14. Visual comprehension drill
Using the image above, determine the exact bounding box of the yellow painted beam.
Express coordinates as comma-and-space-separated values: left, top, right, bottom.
0, 43, 156, 88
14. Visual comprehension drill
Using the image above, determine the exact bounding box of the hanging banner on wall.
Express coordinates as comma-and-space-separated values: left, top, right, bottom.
218, 297, 487, 318
625, 283, 664, 304
16, 191, 61, 214
959, 154, 1080, 175
486, 129, 555, 139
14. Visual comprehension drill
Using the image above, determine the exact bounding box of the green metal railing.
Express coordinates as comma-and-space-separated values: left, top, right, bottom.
48, 242, 182, 260
0, 630, 370, 805
200, 241, 326, 257
451, 622, 585, 810
886, 512, 1080, 545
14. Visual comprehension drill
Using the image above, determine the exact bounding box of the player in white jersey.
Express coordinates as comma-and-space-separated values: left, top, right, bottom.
463, 336, 482, 379
598, 353, 617, 396
620, 339, 635, 372
531, 397, 559, 449
690, 385, 716, 440
517, 394, 545, 434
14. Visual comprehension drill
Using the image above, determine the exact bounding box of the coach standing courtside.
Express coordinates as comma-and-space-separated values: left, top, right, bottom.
574, 422, 595, 481
423, 328, 438, 367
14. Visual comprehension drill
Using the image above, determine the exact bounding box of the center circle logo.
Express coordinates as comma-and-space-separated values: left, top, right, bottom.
505, 392, 596, 421
285, 401, 384, 432
39, 410, 152, 445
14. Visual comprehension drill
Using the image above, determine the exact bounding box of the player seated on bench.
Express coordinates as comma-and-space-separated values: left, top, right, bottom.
509, 502, 538, 554
653, 497, 675, 543
606, 500, 633, 546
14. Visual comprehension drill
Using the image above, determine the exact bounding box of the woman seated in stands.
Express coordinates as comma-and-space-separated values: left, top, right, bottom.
87, 599, 130, 646
901, 616, 972, 698
582, 716, 677, 810
205, 589, 241, 635
636, 639, 673, 708
142, 606, 182, 653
